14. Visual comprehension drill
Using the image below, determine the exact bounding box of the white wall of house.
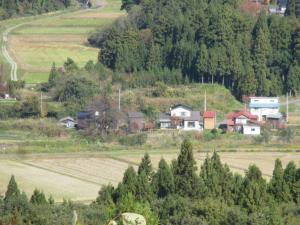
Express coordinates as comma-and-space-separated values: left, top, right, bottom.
243, 125, 261, 135
250, 108, 279, 121
235, 116, 249, 125
250, 97, 279, 104
183, 121, 203, 131
171, 107, 191, 117
160, 121, 171, 129
249, 97, 279, 121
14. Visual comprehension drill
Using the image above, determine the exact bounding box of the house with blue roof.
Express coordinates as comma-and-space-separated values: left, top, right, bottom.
249, 97, 280, 122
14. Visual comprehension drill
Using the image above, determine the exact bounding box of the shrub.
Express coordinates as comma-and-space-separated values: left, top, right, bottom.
119, 133, 147, 146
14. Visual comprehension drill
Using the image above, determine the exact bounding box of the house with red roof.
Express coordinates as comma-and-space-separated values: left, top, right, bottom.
203, 111, 216, 130
226, 110, 260, 135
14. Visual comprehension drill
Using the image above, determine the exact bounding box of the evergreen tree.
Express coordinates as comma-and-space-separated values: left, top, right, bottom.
287, 61, 300, 95
173, 139, 200, 197
152, 158, 175, 198
30, 189, 47, 205
115, 166, 138, 201
138, 152, 154, 181
239, 165, 268, 212
136, 171, 154, 202
196, 43, 208, 83
268, 159, 291, 202
200, 152, 234, 203
48, 62, 60, 88
283, 161, 298, 202
252, 27, 271, 96
286, 0, 296, 17
4, 175, 20, 202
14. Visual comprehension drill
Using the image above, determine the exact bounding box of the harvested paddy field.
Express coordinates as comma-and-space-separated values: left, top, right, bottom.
0, 151, 299, 202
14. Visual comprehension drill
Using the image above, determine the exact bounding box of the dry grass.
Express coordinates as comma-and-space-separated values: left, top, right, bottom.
116, 152, 300, 179
0, 152, 299, 202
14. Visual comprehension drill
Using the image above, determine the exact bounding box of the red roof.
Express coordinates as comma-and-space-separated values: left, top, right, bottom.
203, 111, 216, 118
226, 111, 257, 120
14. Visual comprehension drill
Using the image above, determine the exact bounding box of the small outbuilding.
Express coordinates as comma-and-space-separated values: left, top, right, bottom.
203, 111, 216, 130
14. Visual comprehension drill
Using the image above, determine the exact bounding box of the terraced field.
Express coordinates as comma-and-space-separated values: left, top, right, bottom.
0, 152, 299, 202
7, 0, 124, 84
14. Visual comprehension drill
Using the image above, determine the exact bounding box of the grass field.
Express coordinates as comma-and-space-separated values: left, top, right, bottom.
6, 0, 124, 83
0, 151, 299, 202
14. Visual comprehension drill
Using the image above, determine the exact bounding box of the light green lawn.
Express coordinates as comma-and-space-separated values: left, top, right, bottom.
4, 0, 123, 83
16, 44, 98, 69
23, 72, 49, 84
13, 26, 97, 35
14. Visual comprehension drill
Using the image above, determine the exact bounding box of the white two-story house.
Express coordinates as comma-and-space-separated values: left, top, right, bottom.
159, 104, 203, 131
249, 97, 280, 121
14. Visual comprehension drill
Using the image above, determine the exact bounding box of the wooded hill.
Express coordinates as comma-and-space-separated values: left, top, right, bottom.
0, 0, 74, 19
89, 0, 300, 98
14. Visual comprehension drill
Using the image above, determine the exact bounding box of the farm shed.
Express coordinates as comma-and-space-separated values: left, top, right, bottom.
203, 111, 216, 130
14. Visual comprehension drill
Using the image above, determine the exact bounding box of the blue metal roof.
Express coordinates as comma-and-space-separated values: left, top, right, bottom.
249, 103, 279, 108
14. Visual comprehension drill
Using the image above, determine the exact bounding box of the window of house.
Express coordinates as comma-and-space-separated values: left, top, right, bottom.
188, 122, 195, 128
251, 128, 255, 131
181, 112, 186, 116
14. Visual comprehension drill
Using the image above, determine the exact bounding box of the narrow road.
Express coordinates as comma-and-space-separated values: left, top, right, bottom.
1, 24, 24, 81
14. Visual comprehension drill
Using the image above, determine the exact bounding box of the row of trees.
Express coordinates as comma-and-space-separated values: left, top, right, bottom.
88, 0, 300, 97
0, 0, 73, 19
1, 139, 300, 224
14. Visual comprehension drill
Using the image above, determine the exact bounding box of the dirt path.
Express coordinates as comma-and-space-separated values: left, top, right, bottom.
1, 24, 24, 81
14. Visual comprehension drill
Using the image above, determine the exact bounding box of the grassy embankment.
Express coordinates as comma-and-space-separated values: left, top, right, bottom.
4, 0, 123, 84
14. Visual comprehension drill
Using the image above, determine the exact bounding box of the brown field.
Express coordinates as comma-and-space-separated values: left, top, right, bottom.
0, 152, 299, 202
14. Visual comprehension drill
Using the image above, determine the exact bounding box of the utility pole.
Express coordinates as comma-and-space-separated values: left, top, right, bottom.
286, 92, 289, 123
40, 92, 43, 117
118, 88, 121, 112
204, 90, 207, 112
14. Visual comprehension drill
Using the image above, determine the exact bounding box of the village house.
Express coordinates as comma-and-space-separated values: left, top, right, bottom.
249, 97, 280, 121
128, 112, 146, 133
226, 111, 258, 132
226, 110, 261, 135
159, 104, 203, 131
203, 111, 216, 130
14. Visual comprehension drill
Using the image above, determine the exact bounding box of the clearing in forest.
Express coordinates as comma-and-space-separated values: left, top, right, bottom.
7, 0, 124, 84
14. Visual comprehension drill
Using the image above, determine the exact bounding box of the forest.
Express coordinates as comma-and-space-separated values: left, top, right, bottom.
0, 139, 299, 225
0, 0, 74, 19
88, 0, 300, 98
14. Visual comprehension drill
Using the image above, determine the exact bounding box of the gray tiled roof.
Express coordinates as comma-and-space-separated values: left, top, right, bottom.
159, 113, 171, 121
188, 111, 202, 121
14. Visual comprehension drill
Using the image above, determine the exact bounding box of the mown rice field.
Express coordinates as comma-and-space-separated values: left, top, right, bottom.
0, 152, 299, 202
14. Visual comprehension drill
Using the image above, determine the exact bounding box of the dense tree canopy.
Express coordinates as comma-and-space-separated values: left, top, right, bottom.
0, 0, 74, 19
89, 0, 300, 97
